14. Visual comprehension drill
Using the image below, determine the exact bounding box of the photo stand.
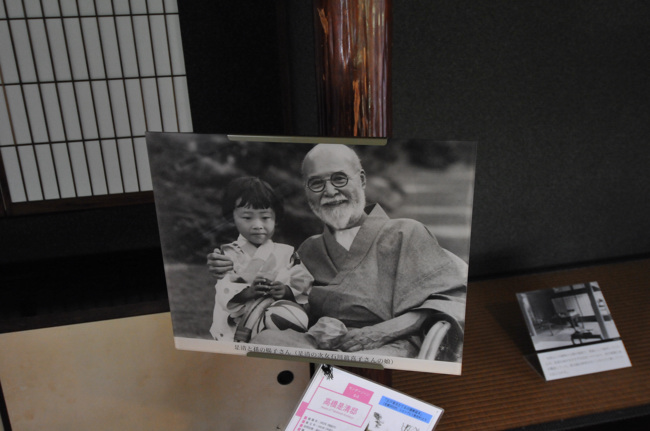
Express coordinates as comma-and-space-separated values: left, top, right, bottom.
247, 352, 385, 370
147, 132, 475, 376
516, 281, 631, 381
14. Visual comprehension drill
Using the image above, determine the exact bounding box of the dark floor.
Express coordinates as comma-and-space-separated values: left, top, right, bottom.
577, 415, 649, 430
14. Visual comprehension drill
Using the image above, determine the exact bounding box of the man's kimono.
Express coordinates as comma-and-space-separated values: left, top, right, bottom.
298, 204, 467, 360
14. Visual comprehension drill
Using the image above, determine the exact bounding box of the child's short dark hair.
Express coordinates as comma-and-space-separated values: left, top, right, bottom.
222, 177, 284, 221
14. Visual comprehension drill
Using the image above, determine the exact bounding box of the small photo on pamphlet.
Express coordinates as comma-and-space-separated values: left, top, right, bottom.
516, 281, 631, 380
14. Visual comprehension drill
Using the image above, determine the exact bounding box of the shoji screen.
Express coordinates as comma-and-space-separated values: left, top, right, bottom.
0, 0, 192, 215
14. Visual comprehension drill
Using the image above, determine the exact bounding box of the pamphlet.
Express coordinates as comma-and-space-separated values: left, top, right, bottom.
516, 281, 631, 380
284, 365, 444, 431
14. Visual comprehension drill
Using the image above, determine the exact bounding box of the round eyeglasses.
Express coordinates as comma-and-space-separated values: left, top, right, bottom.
306, 171, 353, 193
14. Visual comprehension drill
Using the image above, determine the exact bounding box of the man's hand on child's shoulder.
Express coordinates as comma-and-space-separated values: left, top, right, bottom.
207, 248, 234, 279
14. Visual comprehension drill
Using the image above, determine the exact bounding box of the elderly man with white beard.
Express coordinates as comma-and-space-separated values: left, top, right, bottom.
208, 144, 467, 361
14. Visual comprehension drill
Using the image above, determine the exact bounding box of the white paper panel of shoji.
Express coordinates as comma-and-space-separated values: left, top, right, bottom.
0, 0, 192, 205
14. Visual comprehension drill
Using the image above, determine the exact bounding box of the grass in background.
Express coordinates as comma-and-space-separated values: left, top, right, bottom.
165, 263, 215, 339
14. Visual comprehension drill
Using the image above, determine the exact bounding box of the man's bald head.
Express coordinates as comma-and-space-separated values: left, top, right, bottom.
301, 144, 362, 180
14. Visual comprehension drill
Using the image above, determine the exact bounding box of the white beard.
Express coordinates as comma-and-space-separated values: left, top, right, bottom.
310, 193, 366, 230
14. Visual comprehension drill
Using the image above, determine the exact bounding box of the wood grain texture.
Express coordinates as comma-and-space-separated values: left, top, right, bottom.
313, 0, 392, 137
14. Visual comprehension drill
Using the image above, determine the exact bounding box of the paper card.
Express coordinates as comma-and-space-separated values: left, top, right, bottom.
516, 281, 631, 381
284, 365, 444, 431
146, 132, 476, 375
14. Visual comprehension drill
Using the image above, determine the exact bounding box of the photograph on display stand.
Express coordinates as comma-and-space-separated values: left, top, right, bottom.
517, 281, 621, 352
146, 132, 477, 375
516, 281, 631, 380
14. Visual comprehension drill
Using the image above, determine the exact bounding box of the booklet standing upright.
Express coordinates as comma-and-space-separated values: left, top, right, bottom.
516, 281, 631, 380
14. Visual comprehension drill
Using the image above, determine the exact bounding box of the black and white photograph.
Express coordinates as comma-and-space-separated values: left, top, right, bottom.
147, 132, 476, 374
517, 282, 622, 352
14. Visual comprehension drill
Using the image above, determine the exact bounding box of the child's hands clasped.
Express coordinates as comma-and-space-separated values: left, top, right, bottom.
267, 281, 290, 300
251, 276, 290, 300
251, 276, 272, 297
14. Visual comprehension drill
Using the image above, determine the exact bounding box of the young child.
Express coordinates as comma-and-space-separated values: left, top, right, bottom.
209, 177, 312, 342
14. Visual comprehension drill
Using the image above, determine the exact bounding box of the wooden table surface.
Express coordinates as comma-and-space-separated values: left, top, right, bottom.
392, 258, 650, 430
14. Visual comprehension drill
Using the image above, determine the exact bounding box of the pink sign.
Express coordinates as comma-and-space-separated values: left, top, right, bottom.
343, 383, 373, 403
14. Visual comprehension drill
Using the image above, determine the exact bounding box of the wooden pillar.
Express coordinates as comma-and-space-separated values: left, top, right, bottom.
313, 0, 392, 137
313, 0, 393, 386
